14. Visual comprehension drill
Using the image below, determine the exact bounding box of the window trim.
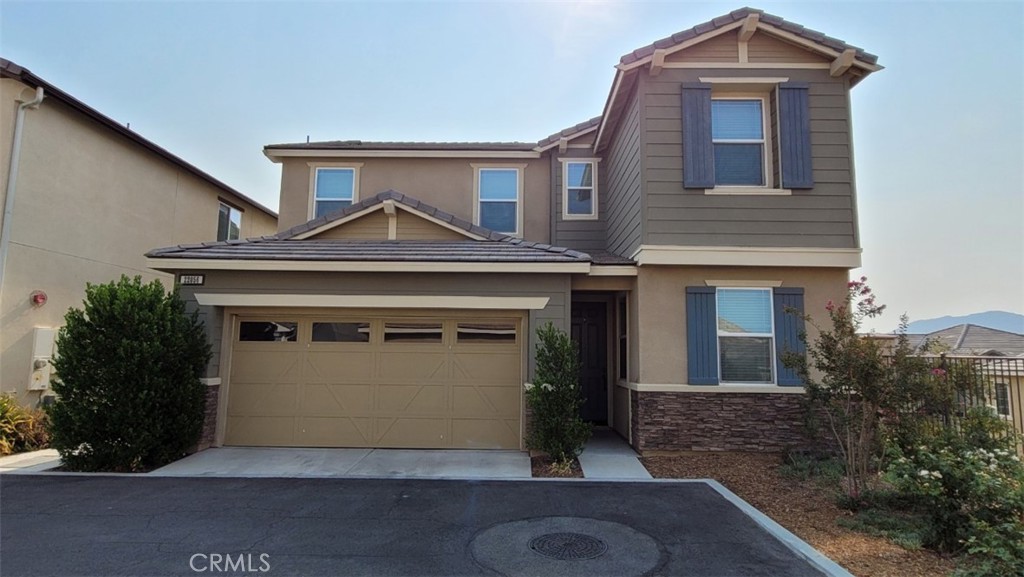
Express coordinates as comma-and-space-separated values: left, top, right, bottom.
994, 382, 1012, 417
307, 162, 363, 220
715, 287, 776, 385
710, 94, 772, 190
217, 201, 242, 241
560, 158, 599, 221
472, 163, 525, 236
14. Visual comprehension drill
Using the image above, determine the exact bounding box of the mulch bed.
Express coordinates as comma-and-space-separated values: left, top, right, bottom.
530, 455, 583, 478
641, 453, 957, 577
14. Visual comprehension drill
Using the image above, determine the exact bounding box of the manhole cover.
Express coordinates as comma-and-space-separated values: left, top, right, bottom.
529, 532, 608, 560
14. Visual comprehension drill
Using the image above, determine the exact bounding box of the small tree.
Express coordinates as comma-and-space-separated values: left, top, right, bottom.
526, 323, 591, 465
48, 276, 211, 472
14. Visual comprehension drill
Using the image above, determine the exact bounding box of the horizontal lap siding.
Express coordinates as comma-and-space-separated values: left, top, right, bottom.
604, 89, 643, 258
642, 68, 857, 249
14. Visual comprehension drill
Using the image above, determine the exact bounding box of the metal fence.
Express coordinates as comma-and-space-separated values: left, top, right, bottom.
907, 355, 1023, 451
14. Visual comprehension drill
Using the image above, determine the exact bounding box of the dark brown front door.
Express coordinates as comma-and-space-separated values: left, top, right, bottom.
571, 301, 608, 424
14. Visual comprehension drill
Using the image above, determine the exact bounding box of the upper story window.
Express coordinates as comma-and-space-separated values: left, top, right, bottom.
716, 288, 775, 384
475, 166, 523, 235
711, 98, 766, 187
562, 160, 598, 220
217, 202, 242, 241
313, 167, 357, 218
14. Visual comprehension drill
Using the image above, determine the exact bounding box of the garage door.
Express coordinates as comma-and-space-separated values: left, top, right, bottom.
225, 311, 523, 449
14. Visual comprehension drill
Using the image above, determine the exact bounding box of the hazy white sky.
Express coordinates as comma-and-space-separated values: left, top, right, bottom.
1, 1, 1021, 330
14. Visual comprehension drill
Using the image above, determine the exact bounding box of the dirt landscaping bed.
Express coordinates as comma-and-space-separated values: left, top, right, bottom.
530, 455, 583, 478
642, 453, 957, 577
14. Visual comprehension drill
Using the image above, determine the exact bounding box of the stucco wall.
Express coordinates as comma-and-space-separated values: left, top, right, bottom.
0, 77, 277, 404
276, 156, 551, 242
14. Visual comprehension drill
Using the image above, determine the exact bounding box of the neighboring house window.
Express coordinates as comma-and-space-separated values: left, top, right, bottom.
562, 160, 598, 219
716, 288, 775, 384
711, 98, 766, 186
995, 383, 1011, 416
475, 166, 522, 235
217, 202, 241, 241
313, 167, 357, 218
685, 286, 805, 386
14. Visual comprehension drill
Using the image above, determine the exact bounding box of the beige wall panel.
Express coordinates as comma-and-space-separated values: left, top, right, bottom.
0, 79, 276, 404
312, 210, 390, 240
277, 156, 551, 242
747, 32, 830, 63
635, 266, 847, 384
395, 212, 467, 241
667, 31, 739, 62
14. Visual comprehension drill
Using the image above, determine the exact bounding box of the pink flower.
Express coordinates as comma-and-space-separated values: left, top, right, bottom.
931, 368, 947, 377
825, 300, 835, 312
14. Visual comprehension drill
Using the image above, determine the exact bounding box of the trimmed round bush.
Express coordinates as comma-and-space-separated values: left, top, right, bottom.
48, 275, 210, 472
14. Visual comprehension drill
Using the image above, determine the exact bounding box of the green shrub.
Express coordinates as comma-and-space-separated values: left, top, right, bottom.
525, 323, 591, 465
0, 395, 51, 455
886, 415, 1024, 575
48, 276, 211, 472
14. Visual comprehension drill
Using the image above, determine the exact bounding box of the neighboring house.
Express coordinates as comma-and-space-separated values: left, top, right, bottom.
147, 8, 881, 453
0, 59, 278, 407
909, 324, 1024, 356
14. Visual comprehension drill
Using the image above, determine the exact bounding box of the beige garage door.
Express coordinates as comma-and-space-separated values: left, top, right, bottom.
225, 311, 523, 449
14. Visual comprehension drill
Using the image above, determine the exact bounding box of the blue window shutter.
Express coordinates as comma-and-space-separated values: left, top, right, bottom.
686, 286, 719, 385
773, 287, 806, 386
681, 83, 715, 189
778, 82, 813, 189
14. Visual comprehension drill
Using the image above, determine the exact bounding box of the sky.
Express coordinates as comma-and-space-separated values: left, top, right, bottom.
1, 1, 1021, 331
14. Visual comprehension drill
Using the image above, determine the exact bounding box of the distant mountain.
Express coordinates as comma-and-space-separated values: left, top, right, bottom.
906, 311, 1024, 335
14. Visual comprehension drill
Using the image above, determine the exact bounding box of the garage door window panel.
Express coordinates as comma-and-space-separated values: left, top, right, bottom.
312, 322, 371, 343
384, 322, 444, 343
457, 321, 517, 343
238, 321, 298, 342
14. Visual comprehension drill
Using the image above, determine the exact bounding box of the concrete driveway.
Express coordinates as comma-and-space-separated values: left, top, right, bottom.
1, 475, 847, 577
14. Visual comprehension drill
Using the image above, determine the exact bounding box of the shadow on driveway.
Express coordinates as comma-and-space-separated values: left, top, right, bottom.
1, 475, 837, 576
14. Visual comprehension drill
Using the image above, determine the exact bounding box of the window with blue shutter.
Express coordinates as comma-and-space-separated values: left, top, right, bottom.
681, 81, 813, 190
686, 285, 807, 386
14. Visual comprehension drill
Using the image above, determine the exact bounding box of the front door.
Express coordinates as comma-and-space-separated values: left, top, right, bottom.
571, 301, 608, 424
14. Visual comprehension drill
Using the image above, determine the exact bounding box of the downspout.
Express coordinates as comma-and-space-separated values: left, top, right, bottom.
0, 86, 45, 296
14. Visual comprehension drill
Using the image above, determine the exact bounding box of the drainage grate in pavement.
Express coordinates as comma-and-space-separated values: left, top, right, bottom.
529, 532, 608, 560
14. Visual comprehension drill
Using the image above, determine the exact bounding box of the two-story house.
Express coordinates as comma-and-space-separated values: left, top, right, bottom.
148, 8, 880, 453
1, 60, 278, 407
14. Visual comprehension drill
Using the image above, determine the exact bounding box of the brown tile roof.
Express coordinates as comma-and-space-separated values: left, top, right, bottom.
536, 116, 602, 149
619, 7, 879, 67
265, 140, 536, 151
0, 59, 277, 219
912, 324, 1024, 356
276, 189, 508, 241
147, 190, 592, 264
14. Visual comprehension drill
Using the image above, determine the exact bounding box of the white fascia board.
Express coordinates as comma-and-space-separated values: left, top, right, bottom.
264, 149, 541, 160
631, 245, 862, 268
147, 258, 590, 274
194, 293, 551, 310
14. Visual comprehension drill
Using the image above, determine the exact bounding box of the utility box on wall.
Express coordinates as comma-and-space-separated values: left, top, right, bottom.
28, 327, 57, 391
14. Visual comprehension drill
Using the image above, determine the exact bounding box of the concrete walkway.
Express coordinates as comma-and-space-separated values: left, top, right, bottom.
0, 449, 60, 474
149, 447, 532, 479
578, 429, 652, 479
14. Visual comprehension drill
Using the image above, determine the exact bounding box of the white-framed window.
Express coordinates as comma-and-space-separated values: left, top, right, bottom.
473, 165, 524, 235
310, 165, 361, 219
217, 202, 242, 241
711, 96, 769, 187
562, 159, 598, 220
716, 287, 775, 384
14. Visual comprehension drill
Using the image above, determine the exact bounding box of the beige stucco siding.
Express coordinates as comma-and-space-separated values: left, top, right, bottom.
277, 157, 551, 242
0, 78, 276, 404
634, 266, 846, 385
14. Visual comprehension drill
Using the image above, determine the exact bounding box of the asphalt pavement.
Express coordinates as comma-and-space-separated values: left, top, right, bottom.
1, 475, 832, 577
